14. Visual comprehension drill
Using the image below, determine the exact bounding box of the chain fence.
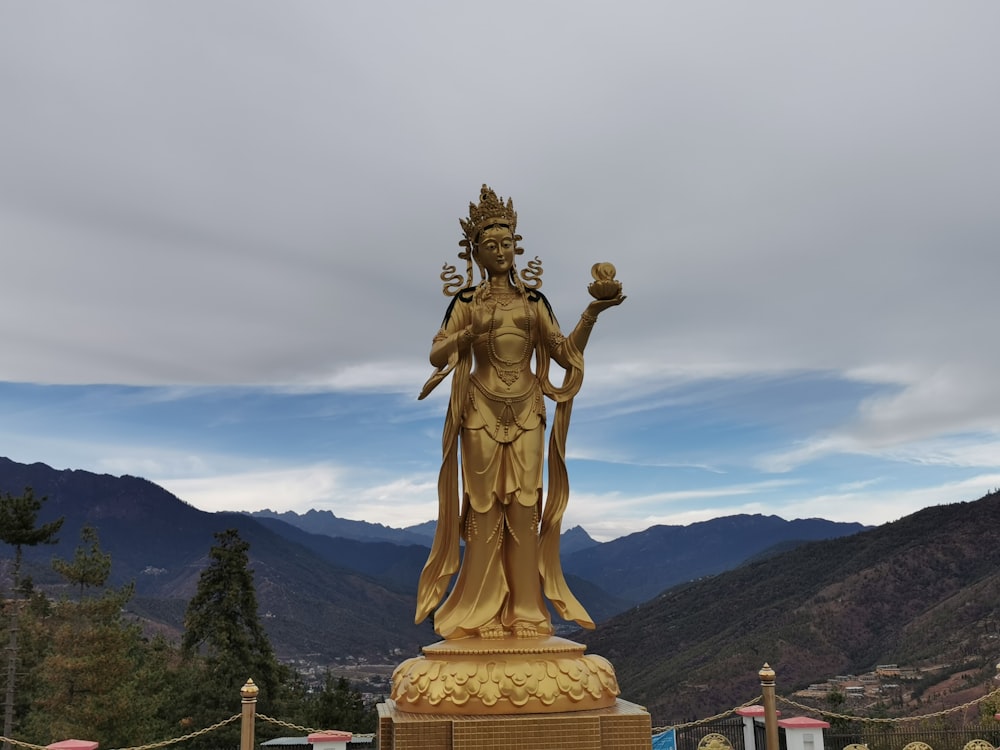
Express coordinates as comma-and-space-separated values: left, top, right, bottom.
5, 672, 1000, 750
774, 686, 1000, 725
654, 696, 763, 733
654, 683, 1000, 743
0, 736, 49, 750
0, 707, 350, 750
0, 715, 241, 750
256, 714, 342, 736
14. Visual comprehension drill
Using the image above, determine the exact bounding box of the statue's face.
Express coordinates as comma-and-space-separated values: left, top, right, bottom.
476, 226, 515, 277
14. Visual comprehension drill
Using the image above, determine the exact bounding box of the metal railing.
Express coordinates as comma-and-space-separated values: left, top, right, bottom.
2, 665, 999, 750
0, 679, 352, 750
656, 665, 1000, 750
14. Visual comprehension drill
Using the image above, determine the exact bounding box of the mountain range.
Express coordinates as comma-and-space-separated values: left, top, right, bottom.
9, 455, 995, 726
248, 507, 865, 610
1, 457, 864, 651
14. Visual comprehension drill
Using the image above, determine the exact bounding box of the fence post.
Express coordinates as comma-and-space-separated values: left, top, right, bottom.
760, 664, 779, 750
241, 678, 259, 750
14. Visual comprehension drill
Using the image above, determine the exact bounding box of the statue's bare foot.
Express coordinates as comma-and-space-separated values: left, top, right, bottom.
513, 623, 539, 639
477, 623, 505, 639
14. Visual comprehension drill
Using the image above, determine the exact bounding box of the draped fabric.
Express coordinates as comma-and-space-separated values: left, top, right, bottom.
536, 338, 592, 627
414, 288, 595, 634
414, 335, 468, 626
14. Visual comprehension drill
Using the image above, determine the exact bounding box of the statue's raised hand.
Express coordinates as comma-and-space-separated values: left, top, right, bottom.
470, 303, 492, 337
586, 262, 625, 317
585, 293, 626, 318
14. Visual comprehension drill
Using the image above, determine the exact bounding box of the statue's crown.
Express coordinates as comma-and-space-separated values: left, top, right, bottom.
441, 184, 539, 296
459, 184, 518, 249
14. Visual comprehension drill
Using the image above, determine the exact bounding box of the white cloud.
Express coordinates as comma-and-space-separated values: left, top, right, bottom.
771, 474, 1000, 527
0, 432, 222, 481
309, 362, 432, 395
153, 465, 441, 529
337, 477, 440, 529
853, 367, 1000, 442
156, 464, 345, 514
757, 426, 1000, 475
564, 480, 802, 541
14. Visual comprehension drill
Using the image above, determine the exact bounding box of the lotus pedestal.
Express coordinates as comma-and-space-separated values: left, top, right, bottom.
378, 636, 651, 750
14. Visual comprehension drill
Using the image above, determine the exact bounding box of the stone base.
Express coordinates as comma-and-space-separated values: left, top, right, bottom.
378, 697, 651, 750
390, 636, 618, 715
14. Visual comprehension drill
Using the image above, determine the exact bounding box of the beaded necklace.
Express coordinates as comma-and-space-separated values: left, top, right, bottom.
484, 288, 532, 386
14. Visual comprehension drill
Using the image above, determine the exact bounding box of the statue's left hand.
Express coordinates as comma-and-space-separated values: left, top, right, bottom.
586, 293, 626, 317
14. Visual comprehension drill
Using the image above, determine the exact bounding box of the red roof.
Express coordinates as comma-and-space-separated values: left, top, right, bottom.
48, 741, 99, 750
736, 706, 781, 717
778, 717, 830, 729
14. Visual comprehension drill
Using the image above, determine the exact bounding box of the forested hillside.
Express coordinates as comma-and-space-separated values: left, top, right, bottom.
582, 489, 1000, 725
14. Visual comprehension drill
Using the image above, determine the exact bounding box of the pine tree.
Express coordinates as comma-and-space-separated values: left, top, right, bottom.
0, 487, 63, 745
51, 525, 111, 593
24, 526, 158, 746
181, 529, 286, 737
0, 488, 64, 593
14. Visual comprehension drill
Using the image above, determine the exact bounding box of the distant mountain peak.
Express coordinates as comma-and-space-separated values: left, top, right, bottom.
560, 526, 599, 555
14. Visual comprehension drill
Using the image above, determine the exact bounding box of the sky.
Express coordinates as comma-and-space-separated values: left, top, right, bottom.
2, 2, 999, 542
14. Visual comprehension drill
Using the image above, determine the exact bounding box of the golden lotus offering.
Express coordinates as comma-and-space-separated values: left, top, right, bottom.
588, 262, 622, 300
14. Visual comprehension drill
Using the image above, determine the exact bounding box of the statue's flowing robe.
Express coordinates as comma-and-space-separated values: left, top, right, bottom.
415, 287, 594, 637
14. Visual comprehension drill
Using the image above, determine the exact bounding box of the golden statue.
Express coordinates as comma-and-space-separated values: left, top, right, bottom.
390, 186, 625, 715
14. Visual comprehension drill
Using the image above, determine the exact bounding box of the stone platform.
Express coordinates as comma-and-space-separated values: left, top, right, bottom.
377, 697, 652, 750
